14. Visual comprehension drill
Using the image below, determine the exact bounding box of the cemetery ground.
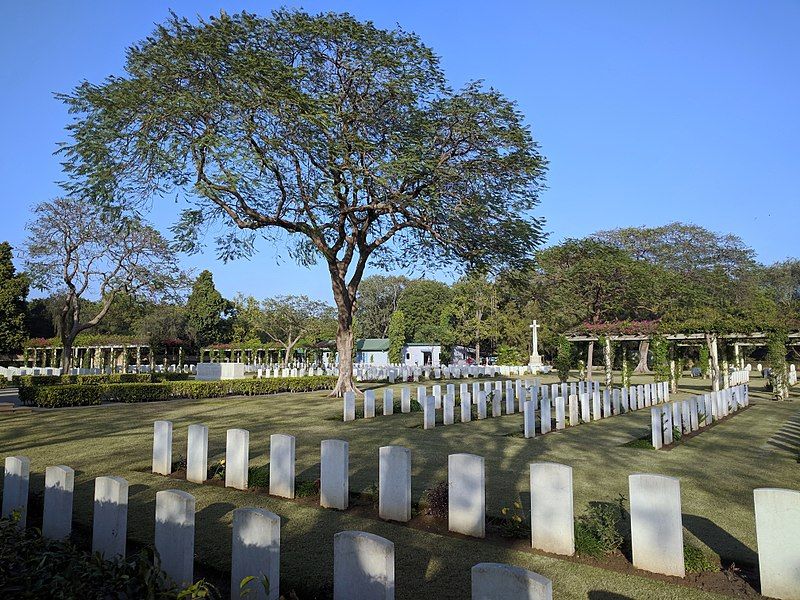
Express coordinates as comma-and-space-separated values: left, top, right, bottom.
1, 374, 798, 599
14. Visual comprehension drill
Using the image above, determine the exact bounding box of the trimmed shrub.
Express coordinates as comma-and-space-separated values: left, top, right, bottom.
19, 384, 102, 408
21, 376, 337, 407
684, 543, 719, 572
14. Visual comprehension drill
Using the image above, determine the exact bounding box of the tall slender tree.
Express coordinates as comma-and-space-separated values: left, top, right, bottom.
0, 242, 29, 357
58, 10, 547, 394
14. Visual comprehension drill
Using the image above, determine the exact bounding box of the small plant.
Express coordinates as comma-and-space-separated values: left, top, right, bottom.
574, 496, 624, 557
296, 479, 320, 498
498, 500, 529, 538
172, 455, 187, 472
421, 482, 449, 519
684, 543, 718, 573
248, 465, 269, 488
364, 481, 379, 507
208, 459, 226, 480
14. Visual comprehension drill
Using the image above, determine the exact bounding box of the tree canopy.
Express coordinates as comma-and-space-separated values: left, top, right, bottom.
58, 9, 548, 393
185, 270, 232, 348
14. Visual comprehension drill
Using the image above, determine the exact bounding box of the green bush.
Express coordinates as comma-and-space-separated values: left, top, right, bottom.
684, 543, 718, 572
21, 376, 337, 407
0, 516, 214, 598
19, 384, 102, 408
574, 497, 625, 557
100, 383, 173, 403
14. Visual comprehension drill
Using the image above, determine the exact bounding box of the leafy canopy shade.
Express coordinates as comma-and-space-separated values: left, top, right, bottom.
59, 9, 547, 393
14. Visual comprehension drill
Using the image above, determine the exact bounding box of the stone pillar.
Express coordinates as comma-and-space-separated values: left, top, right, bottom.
754, 488, 800, 600
448, 453, 485, 538
629, 474, 684, 577
155, 490, 195, 588
334, 531, 394, 600
2, 456, 30, 527
92, 476, 129, 559
232, 508, 280, 600
187, 424, 209, 484
225, 429, 249, 490
43, 465, 74, 540
152, 420, 173, 475
530, 462, 574, 556
379, 446, 411, 522
269, 434, 295, 499
471, 563, 552, 600
321, 440, 349, 510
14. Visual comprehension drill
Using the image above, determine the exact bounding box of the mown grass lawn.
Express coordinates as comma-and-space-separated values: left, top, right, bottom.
1, 372, 798, 599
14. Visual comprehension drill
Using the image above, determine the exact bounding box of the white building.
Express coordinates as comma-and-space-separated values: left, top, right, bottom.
347, 338, 441, 367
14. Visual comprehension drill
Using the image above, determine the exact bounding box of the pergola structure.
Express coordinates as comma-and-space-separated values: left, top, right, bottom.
199, 346, 322, 365
23, 344, 154, 370
564, 330, 800, 393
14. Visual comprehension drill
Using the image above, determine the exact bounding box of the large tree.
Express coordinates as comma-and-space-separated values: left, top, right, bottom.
24, 198, 184, 370
261, 295, 336, 363
0, 242, 29, 357
354, 275, 409, 338
446, 273, 497, 363
59, 10, 547, 394
398, 279, 454, 344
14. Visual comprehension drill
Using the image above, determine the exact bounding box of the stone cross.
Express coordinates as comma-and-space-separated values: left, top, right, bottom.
529, 320, 543, 367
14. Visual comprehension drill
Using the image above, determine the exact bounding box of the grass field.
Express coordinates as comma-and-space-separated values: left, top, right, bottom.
1, 372, 798, 599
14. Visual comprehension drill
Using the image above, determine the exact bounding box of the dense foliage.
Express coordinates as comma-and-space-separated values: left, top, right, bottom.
0, 243, 28, 357
0, 517, 212, 599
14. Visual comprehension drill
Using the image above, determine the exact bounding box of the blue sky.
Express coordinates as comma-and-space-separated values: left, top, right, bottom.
1, 1, 798, 302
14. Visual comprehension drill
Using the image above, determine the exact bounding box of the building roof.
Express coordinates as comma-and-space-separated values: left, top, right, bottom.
356, 338, 390, 352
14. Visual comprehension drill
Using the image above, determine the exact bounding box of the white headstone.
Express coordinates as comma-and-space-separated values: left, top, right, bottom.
269, 434, 295, 499
153, 420, 173, 475
379, 446, 411, 522
401, 387, 411, 413
383, 389, 394, 416
343, 391, 356, 422
448, 453, 485, 538
629, 474, 684, 577
555, 396, 566, 430
187, 424, 209, 484
1, 456, 30, 527
524, 400, 536, 439
92, 476, 128, 559
754, 488, 800, 600
334, 531, 394, 600
364, 390, 376, 418
155, 489, 195, 587
43, 465, 74, 540
471, 563, 552, 600
321, 440, 349, 510
232, 508, 280, 600
530, 462, 574, 555
226, 429, 249, 490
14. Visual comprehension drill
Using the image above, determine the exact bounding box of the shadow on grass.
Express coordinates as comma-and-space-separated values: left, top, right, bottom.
683, 514, 757, 568
588, 593, 634, 600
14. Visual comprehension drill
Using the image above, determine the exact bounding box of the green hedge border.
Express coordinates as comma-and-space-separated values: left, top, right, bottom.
19, 376, 337, 408
17, 372, 189, 387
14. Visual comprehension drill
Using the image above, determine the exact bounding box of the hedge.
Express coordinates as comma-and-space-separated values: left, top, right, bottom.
18, 372, 189, 387
20, 375, 337, 408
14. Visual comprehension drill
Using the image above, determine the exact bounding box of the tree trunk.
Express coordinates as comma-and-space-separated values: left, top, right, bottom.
475, 340, 481, 365
330, 274, 358, 397
586, 341, 594, 381
634, 339, 650, 373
